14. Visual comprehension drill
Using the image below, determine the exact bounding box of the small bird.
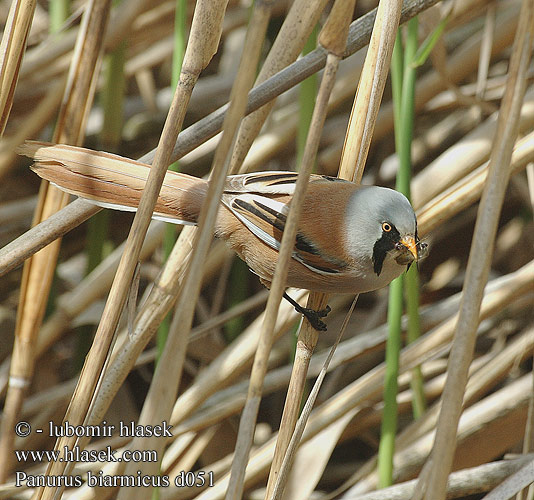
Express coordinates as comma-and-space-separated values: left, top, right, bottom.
20, 141, 427, 330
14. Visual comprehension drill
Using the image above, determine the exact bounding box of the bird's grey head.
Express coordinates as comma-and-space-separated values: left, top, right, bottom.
345, 186, 419, 276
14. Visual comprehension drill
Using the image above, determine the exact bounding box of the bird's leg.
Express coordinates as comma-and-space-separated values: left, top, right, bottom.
282, 292, 331, 331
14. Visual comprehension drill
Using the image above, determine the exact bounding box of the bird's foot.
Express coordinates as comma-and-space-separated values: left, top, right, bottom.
297, 305, 331, 331
282, 292, 331, 331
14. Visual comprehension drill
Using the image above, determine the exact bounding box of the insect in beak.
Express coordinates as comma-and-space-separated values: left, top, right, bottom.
394, 235, 426, 266
416, 240, 429, 260
400, 235, 418, 261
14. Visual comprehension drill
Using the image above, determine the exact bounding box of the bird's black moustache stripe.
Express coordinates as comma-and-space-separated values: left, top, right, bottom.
372, 226, 401, 276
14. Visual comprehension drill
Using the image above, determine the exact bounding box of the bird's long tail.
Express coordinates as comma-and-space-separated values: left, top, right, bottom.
19, 141, 207, 225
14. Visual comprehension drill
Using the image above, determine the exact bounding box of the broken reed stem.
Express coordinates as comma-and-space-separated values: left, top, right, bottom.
338, 0, 402, 183
414, 1, 534, 498
228, 0, 330, 175
269, 296, 359, 500
266, 1, 403, 496
225, 13, 335, 499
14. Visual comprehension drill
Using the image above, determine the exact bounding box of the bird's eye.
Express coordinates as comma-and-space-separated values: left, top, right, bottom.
382, 222, 392, 232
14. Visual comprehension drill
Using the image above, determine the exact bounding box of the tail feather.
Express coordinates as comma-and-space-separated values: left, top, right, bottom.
19, 141, 207, 225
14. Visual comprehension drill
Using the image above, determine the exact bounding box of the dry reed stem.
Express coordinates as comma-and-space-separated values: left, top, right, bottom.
270, 298, 358, 500
190, 261, 534, 500
0, 0, 112, 484
267, 3, 420, 486
87, 229, 195, 428
31, 0, 218, 493
116, 0, 265, 493
337, 0, 400, 183
264, 0, 356, 495
215, 1, 307, 497
0, 0, 36, 135
518, 327, 534, 500
285, 3, 405, 490
268, 0, 402, 494
343, 455, 534, 500
335, 325, 534, 496
475, 4, 496, 103
414, 1, 534, 496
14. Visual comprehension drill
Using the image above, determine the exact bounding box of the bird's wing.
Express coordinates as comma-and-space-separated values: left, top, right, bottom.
222, 173, 349, 275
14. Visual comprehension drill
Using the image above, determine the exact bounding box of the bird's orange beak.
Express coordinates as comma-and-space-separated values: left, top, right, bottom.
400, 235, 418, 261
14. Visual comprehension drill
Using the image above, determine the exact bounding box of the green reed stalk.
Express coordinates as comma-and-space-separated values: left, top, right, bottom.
378, 16, 424, 488
49, 0, 69, 34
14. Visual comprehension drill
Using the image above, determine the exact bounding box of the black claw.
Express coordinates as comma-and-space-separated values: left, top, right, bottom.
299, 307, 328, 331
317, 305, 331, 318
282, 293, 331, 331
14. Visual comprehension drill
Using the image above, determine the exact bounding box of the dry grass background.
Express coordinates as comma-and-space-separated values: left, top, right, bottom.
0, 0, 533, 499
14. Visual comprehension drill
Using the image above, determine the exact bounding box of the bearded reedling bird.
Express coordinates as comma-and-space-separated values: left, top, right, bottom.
20, 141, 427, 330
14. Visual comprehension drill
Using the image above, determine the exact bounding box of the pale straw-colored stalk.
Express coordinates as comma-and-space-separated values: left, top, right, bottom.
0, 0, 111, 484
264, 1, 357, 497
117, 0, 270, 496
0, 0, 37, 135
413, 1, 534, 497
31, 0, 224, 494
224, 0, 332, 493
